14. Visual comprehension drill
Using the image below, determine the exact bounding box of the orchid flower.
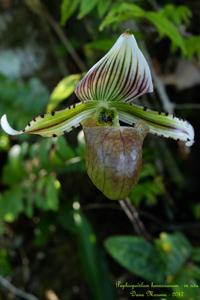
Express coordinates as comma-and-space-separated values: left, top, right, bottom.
0, 32, 194, 200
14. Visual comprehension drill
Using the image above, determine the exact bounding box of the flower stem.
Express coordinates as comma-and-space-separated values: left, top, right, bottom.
119, 198, 151, 241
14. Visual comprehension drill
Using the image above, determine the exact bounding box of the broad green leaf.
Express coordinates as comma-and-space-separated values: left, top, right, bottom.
105, 233, 193, 285
48, 74, 81, 112
105, 235, 165, 282
155, 232, 192, 276
112, 101, 194, 146
60, 0, 80, 24
78, 0, 98, 19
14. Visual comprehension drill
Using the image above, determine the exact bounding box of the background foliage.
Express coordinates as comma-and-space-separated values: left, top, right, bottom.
0, 0, 199, 299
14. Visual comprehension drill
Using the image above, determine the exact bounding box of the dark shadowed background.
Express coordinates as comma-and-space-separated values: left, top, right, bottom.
0, 0, 200, 299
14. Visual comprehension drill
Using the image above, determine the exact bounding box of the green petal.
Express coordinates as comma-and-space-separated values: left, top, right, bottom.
1, 102, 97, 137
111, 102, 194, 146
75, 32, 153, 102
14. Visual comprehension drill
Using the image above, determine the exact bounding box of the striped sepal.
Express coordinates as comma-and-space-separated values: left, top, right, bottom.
1, 102, 97, 137
111, 102, 194, 146
75, 32, 153, 102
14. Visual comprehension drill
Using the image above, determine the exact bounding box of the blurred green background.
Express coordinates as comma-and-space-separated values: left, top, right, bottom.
0, 0, 200, 299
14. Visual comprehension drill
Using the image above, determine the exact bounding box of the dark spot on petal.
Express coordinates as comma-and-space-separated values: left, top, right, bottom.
40, 114, 45, 118
52, 134, 57, 138
51, 111, 55, 116
165, 112, 169, 116
143, 106, 147, 111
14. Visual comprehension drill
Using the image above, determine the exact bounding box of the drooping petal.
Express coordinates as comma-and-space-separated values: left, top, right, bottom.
1, 102, 97, 137
1, 115, 23, 135
75, 32, 153, 102
111, 102, 194, 146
